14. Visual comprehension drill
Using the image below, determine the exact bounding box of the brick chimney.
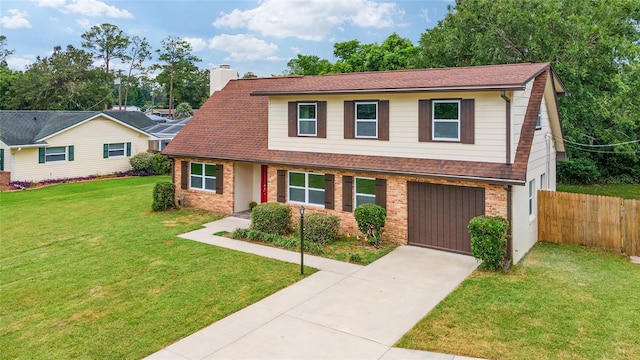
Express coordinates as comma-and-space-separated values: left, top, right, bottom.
210, 65, 238, 95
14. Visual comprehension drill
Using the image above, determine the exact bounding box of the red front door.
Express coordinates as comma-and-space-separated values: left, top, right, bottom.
260, 165, 268, 203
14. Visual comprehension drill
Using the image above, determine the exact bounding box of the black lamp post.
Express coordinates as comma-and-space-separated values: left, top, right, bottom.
299, 205, 305, 275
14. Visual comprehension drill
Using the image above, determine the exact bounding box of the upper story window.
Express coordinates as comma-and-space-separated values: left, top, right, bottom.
355, 102, 378, 138
38, 146, 74, 163
288, 171, 325, 206
433, 100, 460, 141
298, 103, 317, 136
103, 142, 131, 158
355, 177, 376, 207
190, 162, 216, 191
536, 113, 542, 130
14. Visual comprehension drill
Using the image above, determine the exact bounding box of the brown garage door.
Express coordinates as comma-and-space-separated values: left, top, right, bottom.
408, 182, 485, 255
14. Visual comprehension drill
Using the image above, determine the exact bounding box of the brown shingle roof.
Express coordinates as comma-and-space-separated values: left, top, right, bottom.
163, 64, 553, 185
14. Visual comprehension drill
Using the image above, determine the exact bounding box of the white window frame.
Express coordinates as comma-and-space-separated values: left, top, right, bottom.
432, 100, 461, 141
355, 101, 378, 139
354, 177, 376, 208
190, 162, 217, 192
288, 171, 325, 206
107, 143, 125, 158
297, 103, 317, 136
536, 113, 542, 129
528, 179, 536, 218
540, 173, 546, 190
45, 146, 66, 163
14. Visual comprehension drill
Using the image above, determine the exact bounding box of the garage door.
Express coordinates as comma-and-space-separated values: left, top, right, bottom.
408, 182, 485, 255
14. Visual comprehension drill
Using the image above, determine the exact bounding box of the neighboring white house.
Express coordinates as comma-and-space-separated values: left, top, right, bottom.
0, 111, 155, 183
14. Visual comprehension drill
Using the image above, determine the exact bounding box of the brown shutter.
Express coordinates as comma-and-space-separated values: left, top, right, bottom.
342, 175, 353, 212
215, 164, 224, 194
378, 100, 389, 140
324, 174, 334, 209
375, 178, 387, 209
418, 99, 432, 142
288, 101, 297, 137
277, 170, 286, 203
180, 161, 188, 189
344, 101, 355, 139
461, 99, 475, 144
317, 101, 327, 138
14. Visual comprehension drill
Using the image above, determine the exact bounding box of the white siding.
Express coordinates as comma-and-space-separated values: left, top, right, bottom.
11, 116, 149, 182
511, 80, 534, 164
268, 92, 509, 163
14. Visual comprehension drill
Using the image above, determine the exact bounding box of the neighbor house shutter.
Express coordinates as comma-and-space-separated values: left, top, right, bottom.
324, 174, 334, 209
180, 161, 188, 189
288, 102, 297, 137
342, 175, 353, 212
103, 144, 109, 158
126, 142, 132, 156
39, 148, 45, 163
215, 164, 224, 194
277, 170, 286, 203
418, 100, 432, 142
0, 149, 4, 170
461, 99, 475, 144
375, 178, 387, 209
68, 146, 74, 161
317, 101, 327, 138
344, 101, 355, 139
378, 100, 389, 141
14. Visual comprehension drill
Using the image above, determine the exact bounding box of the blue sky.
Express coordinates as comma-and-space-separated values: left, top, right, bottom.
0, 0, 453, 77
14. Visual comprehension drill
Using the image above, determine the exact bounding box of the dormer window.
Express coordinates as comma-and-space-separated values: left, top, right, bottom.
298, 103, 317, 136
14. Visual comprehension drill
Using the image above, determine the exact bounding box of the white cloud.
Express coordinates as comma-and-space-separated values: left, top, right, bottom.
208, 34, 278, 61
419, 8, 430, 23
36, 0, 133, 19
76, 18, 91, 29
1, 9, 32, 29
213, 0, 402, 41
184, 37, 207, 52
7, 56, 35, 70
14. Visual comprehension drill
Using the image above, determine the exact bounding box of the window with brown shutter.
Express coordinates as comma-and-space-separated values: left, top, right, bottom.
419, 98, 474, 144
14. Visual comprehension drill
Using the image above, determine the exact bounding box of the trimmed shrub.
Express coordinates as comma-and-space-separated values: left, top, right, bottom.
468, 215, 509, 271
251, 202, 292, 235
151, 153, 171, 175
302, 212, 340, 244
130, 152, 154, 172
152, 181, 175, 211
557, 157, 601, 185
353, 203, 386, 245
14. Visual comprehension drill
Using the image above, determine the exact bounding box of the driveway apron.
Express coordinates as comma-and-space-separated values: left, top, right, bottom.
145, 218, 480, 360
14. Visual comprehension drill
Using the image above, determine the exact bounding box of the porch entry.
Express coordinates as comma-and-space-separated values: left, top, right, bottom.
233, 163, 266, 213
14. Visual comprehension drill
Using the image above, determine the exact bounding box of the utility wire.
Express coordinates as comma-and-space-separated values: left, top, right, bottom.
562, 138, 640, 147
564, 143, 640, 155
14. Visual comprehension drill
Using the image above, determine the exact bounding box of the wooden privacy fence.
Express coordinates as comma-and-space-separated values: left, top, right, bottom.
538, 190, 640, 257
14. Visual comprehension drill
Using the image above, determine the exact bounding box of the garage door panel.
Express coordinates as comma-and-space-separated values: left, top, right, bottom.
408, 182, 485, 255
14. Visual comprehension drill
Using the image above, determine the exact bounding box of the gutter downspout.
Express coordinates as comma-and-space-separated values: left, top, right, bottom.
500, 91, 512, 164
504, 184, 513, 272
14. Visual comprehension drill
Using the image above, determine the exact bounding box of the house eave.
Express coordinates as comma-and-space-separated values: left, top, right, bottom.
251, 85, 527, 96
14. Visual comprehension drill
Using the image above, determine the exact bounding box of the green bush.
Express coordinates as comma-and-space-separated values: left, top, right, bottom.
302, 212, 340, 244
557, 157, 601, 185
353, 203, 386, 245
251, 202, 292, 235
130, 152, 154, 172
468, 216, 509, 271
152, 181, 175, 211
151, 153, 171, 175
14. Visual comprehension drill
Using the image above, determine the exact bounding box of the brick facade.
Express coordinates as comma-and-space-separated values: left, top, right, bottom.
173, 157, 235, 214
0, 171, 10, 190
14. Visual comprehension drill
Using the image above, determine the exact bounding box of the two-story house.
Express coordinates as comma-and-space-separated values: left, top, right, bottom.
163, 63, 567, 263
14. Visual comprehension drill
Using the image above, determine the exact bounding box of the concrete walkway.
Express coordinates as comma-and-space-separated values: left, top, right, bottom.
145, 217, 482, 360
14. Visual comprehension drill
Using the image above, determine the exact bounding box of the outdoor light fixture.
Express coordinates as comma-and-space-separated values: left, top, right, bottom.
299, 205, 305, 275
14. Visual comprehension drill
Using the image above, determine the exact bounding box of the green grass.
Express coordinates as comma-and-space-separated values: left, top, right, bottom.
396, 242, 640, 359
0, 177, 311, 359
557, 183, 640, 200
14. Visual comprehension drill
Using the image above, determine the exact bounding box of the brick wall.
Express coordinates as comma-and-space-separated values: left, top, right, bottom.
0, 171, 10, 190
173, 157, 235, 214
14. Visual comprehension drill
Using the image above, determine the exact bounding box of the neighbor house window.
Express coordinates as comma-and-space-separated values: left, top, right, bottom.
298, 103, 317, 136
355, 102, 378, 138
288, 171, 325, 206
355, 177, 376, 207
529, 179, 535, 217
433, 100, 460, 141
45, 147, 66, 162
103, 142, 131, 158
190, 162, 216, 191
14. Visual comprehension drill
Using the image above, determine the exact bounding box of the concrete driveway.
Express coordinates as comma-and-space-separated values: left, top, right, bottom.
145, 218, 481, 360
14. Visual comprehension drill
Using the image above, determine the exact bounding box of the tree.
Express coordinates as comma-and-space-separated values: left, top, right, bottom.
242, 72, 258, 78
0, 35, 15, 67
285, 55, 333, 75
123, 36, 151, 108
155, 36, 201, 118
417, 0, 640, 181
174, 102, 193, 119
9, 45, 109, 110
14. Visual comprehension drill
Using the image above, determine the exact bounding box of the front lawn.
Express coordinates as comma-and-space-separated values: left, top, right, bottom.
0, 177, 309, 359
396, 242, 640, 359
557, 183, 640, 200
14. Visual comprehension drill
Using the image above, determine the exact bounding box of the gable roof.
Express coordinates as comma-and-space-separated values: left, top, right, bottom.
0, 111, 154, 146
163, 63, 562, 185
